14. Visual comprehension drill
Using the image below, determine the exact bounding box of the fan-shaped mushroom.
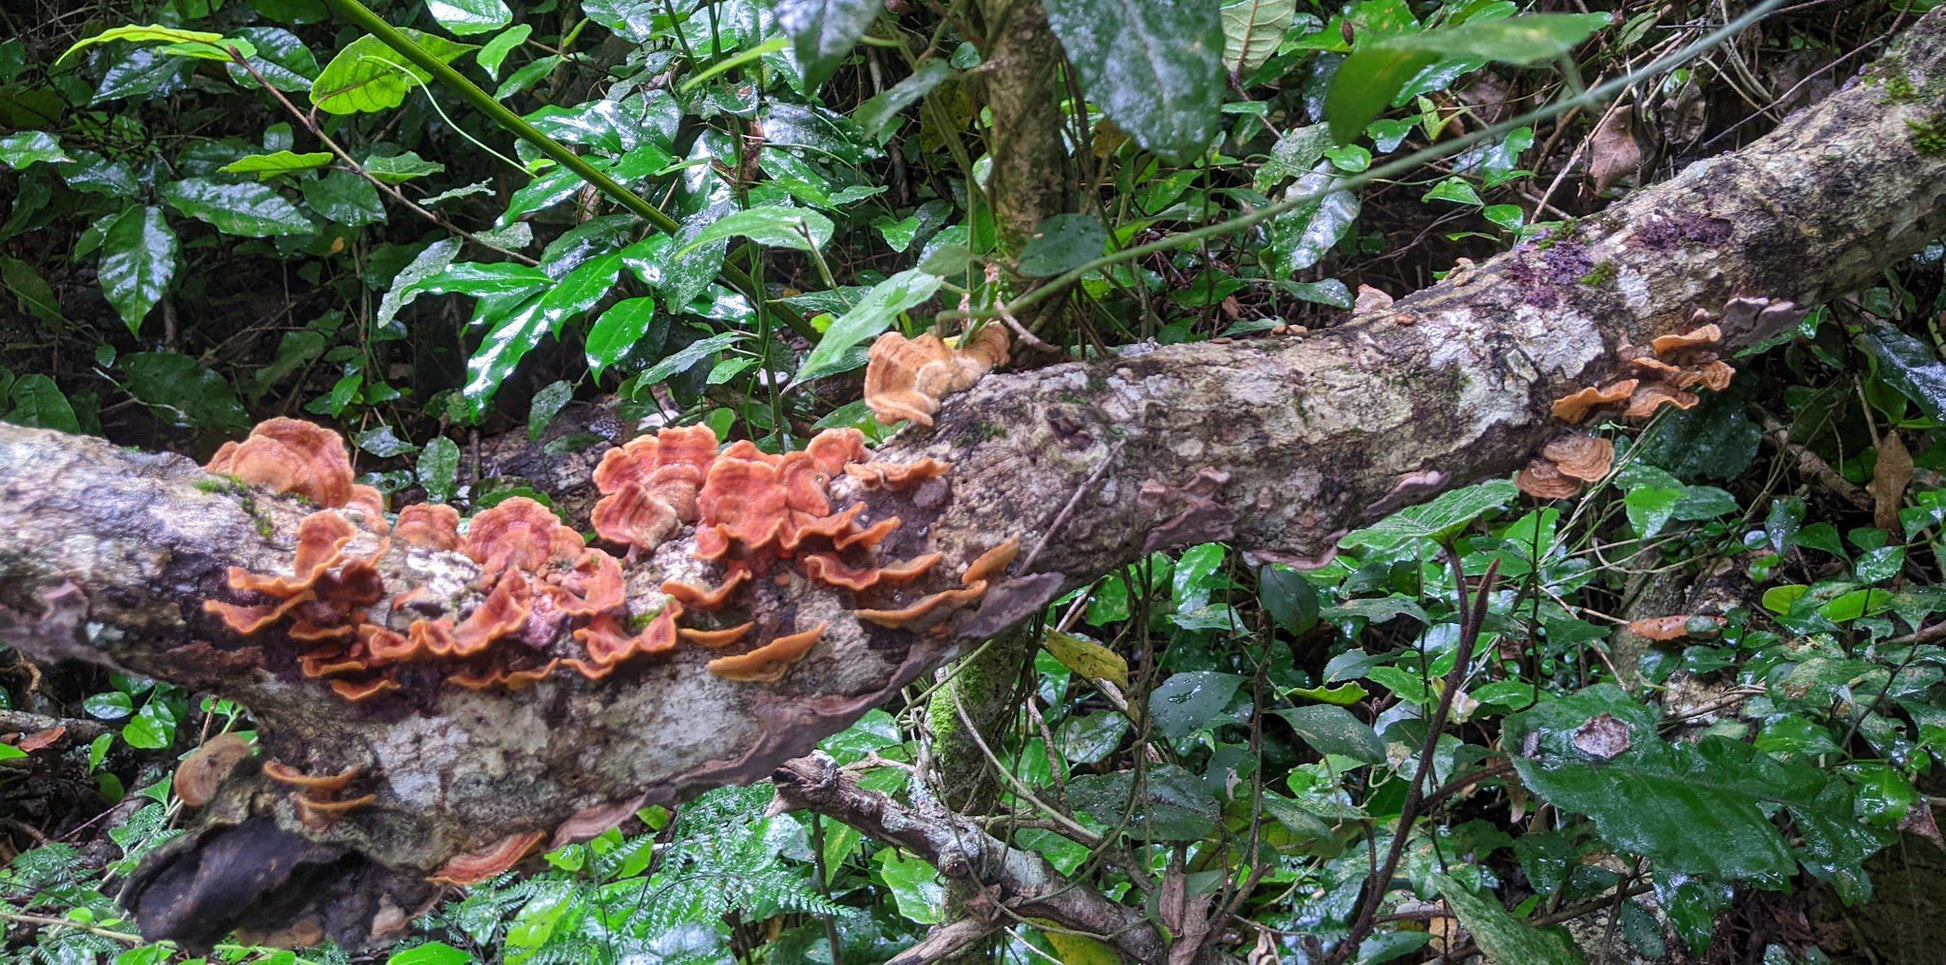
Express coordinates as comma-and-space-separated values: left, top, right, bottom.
205, 418, 356, 508
705, 623, 828, 682
1540, 434, 1615, 482
1515, 458, 1584, 500
1551, 380, 1639, 424
394, 503, 461, 551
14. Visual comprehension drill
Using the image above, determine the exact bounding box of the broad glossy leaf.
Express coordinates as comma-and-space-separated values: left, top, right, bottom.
1339, 479, 1519, 557
636, 331, 744, 387
0, 131, 70, 170
460, 295, 547, 418
1507, 686, 1885, 878
92, 47, 192, 104
427, 0, 511, 36
1018, 214, 1108, 277
0, 257, 66, 327
681, 206, 834, 255
1436, 876, 1585, 964
363, 151, 444, 183
1067, 764, 1218, 840
219, 150, 333, 178
1327, 13, 1607, 142
527, 381, 572, 442
417, 436, 460, 501
1259, 565, 1319, 634
1271, 163, 1360, 274
377, 238, 461, 332
99, 206, 178, 335
1636, 379, 1759, 481
855, 59, 951, 138
776, 0, 880, 89
536, 252, 621, 335
476, 23, 531, 79
301, 170, 385, 226
226, 26, 320, 91
874, 850, 944, 925
1042, 0, 1224, 163
1149, 671, 1244, 741
796, 269, 941, 384
581, 0, 658, 43
1862, 326, 1946, 423
120, 351, 249, 430
59, 24, 256, 66
386, 941, 472, 965
1222, 0, 1298, 74
4, 375, 81, 434
586, 296, 659, 378
407, 262, 550, 298
311, 30, 474, 115
162, 178, 314, 237
1273, 705, 1385, 763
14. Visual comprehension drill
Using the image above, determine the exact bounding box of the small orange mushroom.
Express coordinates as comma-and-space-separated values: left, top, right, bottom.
662, 569, 753, 610
1550, 380, 1639, 424
399, 572, 533, 661
174, 733, 253, 808
329, 677, 400, 702
706, 622, 828, 682
1651, 323, 1721, 355
1540, 435, 1615, 483
697, 456, 789, 551
801, 551, 941, 590
856, 582, 989, 629
679, 622, 755, 649
543, 549, 626, 617
262, 760, 361, 794
569, 603, 682, 679
804, 427, 870, 474
844, 458, 953, 490
294, 792, 378, 830
591, 482, 682, 552
834, 517, 901, 552
1624, 383, 1701, 421
1515, 458, 1584, 500
962, 536, 1021, 584
205, 418, 356, 508
394, 504, 461, 551
428, 830, 548, 887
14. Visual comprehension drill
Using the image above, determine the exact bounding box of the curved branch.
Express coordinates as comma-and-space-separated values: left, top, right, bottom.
0, 9, 1942, 950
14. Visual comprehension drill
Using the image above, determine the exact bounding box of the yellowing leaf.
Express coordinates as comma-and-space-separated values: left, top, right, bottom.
1042, 630, 1129, 689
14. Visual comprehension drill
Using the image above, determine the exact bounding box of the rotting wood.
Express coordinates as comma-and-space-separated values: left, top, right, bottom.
0, 9, 1942, 950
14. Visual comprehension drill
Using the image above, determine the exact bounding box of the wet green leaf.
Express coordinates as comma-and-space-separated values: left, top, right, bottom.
1222, 0, 1298, 74
220, 150, 334, 179
1067, 764, 1219, 840
5, 375, 81, 434
855, 60, 951, 138
0, 131, 70, 170
476, 23, 531, 79
161, 178, 314, 237
1149, 671, 1245, 741
1273, 705, 1385, 763
796, 268, 941, 384
637, 331, 745, 387
1018, 214, 1108, 277
311, 30, 474, 115
777, 0, 882, 89
301, 170, 385, 226
1271, 163, 1360, 274
1340, 479, 1519, 556
1259, 564, 1320, 634
1862, 326, 1946, 423
363, 151, 445, 183
99, 206, 178, 335
121, 352, 247, 430
1043, 0, 1224, 163
1, 256, 67, 328
59, 24, 256, 66
681, 206, 834, 255
586, 296, 660, 378
427, 0, 511, 36
1436, 875, 1585, 964
417, 436, 460, 501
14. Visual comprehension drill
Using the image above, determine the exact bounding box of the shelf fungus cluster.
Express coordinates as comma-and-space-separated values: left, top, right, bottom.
197, 417, 1015, 704
1526, 299, 1795, 501
863, 325, 1010, 427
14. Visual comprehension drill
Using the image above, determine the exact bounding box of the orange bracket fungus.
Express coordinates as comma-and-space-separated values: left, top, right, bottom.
863, 326, 1011, 427
174, 733, 254, 808
428, 830, 549, 887
1550, 380, 1638, 424
191, 415, 1017, 703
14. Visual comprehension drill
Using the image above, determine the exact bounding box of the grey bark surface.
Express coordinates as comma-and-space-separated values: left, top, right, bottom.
0, 11, 1943, 950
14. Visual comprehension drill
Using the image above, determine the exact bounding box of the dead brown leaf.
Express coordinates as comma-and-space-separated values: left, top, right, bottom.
1587, 106, 1646, 195
1871, 431, 1914, 532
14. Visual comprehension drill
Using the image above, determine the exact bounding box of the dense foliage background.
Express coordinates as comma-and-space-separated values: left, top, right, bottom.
3, 0, 1946, 962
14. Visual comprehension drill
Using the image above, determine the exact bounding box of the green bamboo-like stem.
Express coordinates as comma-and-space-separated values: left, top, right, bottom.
319, 0, 817, 339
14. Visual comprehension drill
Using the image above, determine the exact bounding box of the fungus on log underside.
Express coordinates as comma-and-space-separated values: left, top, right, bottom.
662, 568, 752, 610
1515, 459, 1583, 500
205, 417, 356, 508
863, 326, 1011, 427
1550, 380, 1639, 424
845, 458, 952, 490
678, 622, 754, 648
1650, 323, 1722, 355
962, 536, 1021, 584
705, 622, 828, 682
428, 830, 548, 887
857, 582, 990, 629
570, 604, 682, 680
1625, 383, 1701, 421
174, 734, 253, 808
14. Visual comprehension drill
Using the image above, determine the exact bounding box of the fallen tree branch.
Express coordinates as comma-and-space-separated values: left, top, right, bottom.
0, 9, 1941, 950
771, 756, 1165, 963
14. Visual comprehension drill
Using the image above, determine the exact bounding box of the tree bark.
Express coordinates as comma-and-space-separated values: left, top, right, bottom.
0, 10, 1944, 950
